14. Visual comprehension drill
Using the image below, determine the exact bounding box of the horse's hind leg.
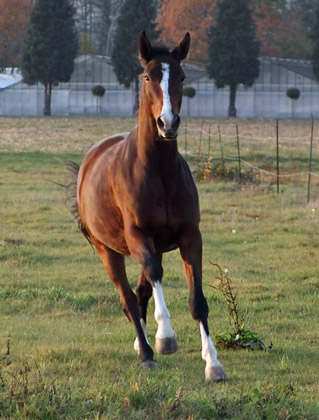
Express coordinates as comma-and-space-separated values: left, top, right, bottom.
93, 240, 157, 368
179, 227, 227, 382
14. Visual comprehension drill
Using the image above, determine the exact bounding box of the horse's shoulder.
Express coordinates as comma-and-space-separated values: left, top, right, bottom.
78, 132, 129, 199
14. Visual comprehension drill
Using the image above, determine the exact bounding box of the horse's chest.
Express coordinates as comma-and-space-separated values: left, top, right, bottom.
135, 183, 195, 229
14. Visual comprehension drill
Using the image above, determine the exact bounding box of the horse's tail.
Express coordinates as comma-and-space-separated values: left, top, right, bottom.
64, 161, 92, 245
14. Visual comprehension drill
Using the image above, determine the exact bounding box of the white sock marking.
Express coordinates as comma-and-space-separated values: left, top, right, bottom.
153, 281, 175, 339
160, 63, 174, 127
199, 322, 222, 371
134, 319, 149, 354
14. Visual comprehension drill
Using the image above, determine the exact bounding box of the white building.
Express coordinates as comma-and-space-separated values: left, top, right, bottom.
0, 56, 318, 118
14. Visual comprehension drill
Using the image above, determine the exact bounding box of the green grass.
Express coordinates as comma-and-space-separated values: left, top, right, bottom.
0, 117, 319, 419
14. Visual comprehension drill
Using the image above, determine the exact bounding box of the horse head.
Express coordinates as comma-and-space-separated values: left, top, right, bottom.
138, 31, 190, 140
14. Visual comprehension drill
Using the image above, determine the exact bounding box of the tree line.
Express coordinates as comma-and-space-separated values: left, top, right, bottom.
1, 0, 319, 116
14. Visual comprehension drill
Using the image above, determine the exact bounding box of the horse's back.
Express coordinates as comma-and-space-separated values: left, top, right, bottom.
86, 132, 129, 156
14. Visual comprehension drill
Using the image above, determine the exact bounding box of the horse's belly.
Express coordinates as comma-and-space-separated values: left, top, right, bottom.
83, 201, 129, 254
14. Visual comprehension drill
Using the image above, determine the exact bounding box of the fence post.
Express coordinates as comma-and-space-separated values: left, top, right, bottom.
208, 124, 211, 158
307, 115, 314, 204
197, 120, 203, 166
236, 124, 242, 183
218, 124, 225, 169
184, 119, 188, 157
276, 119, 280, 194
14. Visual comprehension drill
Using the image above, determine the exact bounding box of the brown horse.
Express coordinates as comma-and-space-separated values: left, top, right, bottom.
68, 32, 226, 381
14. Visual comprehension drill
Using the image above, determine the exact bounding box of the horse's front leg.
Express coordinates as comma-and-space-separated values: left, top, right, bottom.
127, 226, 178, 355
134, 270, 152, 354
179, 226, 227, 382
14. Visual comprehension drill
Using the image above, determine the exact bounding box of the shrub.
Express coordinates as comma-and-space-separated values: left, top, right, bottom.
182, 86, 196, 98
286, 87, 300, 100
91, 85, 106, 97
209, 263, 267, 351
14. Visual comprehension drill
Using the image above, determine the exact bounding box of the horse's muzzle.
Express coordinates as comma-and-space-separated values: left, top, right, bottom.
157, 115, 180, 140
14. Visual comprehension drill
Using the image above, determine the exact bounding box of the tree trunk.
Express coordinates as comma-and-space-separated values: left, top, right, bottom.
133, 76, 139, 115
106, 0, 125, 56
43, 82, 52, 116
228, 83, 237, 117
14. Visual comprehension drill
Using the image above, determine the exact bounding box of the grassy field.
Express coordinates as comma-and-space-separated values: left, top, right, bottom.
0, 117, 319, 419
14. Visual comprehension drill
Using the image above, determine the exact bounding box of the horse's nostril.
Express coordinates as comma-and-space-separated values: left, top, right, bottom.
157, 117, 165, 130
172, 115, 180, 131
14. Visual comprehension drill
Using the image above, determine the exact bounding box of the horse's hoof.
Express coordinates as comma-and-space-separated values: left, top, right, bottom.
141, 360, 159, 369
205, 365, 227, 382
155, 337, 178, 355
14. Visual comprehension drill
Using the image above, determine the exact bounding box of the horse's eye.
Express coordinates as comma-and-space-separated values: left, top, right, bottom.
181, 76, 185, 82
144, 75, 150, 81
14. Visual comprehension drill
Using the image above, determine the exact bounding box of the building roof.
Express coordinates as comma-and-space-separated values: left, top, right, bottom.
0, 70, 22, 89
260, 56, 317, 82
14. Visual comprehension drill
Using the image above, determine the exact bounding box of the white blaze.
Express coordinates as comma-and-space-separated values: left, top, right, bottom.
160, 63, 174, 127
153, 281, 175, 339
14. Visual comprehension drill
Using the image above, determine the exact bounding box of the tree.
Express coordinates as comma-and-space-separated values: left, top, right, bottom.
111, 0, 158, 114
291, 0, 318, 35
182, 86, 196, 116
207, 0, 260, 117
94, 0, 111, 54
251, 0, 286, 9
91, 84, 106, 115
156, 0, 217, 62
0, 0, 32, 69
157, 0, 310, 64
252, 2, 311, 59
310, 2, 319, 82
73, 0, 95, 35
78, 32, 96, 55
106, 0, 125, 56
252, 2, 283, 56
21, 0, 78, 116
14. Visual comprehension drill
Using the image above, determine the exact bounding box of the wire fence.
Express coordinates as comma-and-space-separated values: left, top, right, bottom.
181, 118, 319, 203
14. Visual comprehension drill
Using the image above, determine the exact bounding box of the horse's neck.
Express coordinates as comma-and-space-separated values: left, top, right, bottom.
136, 101, 179, 174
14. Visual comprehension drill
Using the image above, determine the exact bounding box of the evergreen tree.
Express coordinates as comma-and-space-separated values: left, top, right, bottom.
207, 0, 260, 117
21, 0, 78, 116
111, 0, 159, 113
292, 0, 318, 35
311, 1, 319, 81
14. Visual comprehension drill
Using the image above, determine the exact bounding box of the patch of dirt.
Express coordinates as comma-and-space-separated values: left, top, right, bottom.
0, 239, 24, 248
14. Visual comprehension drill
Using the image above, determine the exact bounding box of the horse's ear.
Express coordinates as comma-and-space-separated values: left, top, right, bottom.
138, 31, 153, 66
171, 33, 191, 61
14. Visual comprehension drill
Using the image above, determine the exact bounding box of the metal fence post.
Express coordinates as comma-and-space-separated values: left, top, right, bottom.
236, 124, 242, 183
276, 119, 280, 194
307, 115, 314, 204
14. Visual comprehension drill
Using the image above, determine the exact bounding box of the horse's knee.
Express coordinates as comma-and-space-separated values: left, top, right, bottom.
143, 255, 163, 283
189, 291, 208, 322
